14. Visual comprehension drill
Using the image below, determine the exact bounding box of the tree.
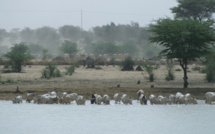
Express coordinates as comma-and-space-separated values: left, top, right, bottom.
171, 0, 215, 21
60, 41, 78, 58
28, 43, 44, 55
148, 18, 215, 88
4, 43, 34, 72
88, 42, 119, 56
58, 25, 82, 42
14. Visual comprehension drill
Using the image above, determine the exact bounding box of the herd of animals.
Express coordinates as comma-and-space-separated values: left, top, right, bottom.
11, 89, 215, 105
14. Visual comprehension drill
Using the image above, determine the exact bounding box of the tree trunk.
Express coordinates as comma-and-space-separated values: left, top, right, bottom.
180, 59, 188, 88
15, 62, 22, 72
183, 68, 188, 88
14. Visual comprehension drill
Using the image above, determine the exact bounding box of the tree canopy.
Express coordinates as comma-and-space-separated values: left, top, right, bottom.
4, 43, 34, 72
60, 41, 78, 58
149, 18, 215, 88
171, 0, 215, 21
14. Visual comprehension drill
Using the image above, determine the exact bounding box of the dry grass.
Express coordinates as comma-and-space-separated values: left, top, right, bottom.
0, 65, 215, 100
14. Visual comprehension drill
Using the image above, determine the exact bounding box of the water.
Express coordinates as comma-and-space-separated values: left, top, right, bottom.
0, 100, 214, 134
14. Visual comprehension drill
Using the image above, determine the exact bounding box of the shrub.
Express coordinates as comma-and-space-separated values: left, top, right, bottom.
165, 72, 175, 81
41, 69, 51, 79
135, 65, 143, 71
65, 65, 75, 76
200, 67, 206, 73
41, 62, 62, 79
175, 68, 182, 71
144, 64, 155, 82
53, 69, 62, 77
121, 56, 134, 71
165, 63, 175, 81
206, 62, 215, 82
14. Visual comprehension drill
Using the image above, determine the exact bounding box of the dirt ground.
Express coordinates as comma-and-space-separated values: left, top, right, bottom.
1, 65, 215, 100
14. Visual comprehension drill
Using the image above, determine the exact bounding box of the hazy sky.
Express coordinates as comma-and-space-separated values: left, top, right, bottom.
0, 0, 177, 31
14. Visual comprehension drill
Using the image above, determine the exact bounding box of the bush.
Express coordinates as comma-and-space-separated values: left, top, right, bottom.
53, 69, 62, 77
121, 56, 134, 71
144, 64, 155, 82
165, 72, 175, 81
200, 67, 206, 73
41, 62, 62, 79
135, 65, 143, 71
206, 62, 215, 82
175, 68, 182, 71
65, 65, 75, 76
41, 69, 51, 79
205, 52, 215, 82
165, 63, 175, 81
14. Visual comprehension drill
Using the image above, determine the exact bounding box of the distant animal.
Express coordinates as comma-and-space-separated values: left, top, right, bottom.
205, 92, 215, 104
75, 95, 85, 105
157, 95, 169, 105
113, 93, 123, 104
36, 93, 59, 104
91, 94, 97, 104
95, 95, 103, 105
149, 94, 157, 105
175, 92, 185, 104
102, 94, 110, 105
139, 93, 147, 105
184, 93, 197, 105
26, 93, 36, 103
121, 94, 132, 105
12, 95, 23, 104
169, 94, 176, 104
137, 89, 144, 98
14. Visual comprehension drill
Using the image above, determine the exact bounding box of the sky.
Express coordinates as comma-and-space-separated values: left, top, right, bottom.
0, 0, 178, 31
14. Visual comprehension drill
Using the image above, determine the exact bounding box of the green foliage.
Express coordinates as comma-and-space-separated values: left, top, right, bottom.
42, 49, 48, 60
34, 26, 60, 54
28, 43, 44, 55
149, 19, 215, 61
60, 41, 78, 58
65, 65, 75, 76
59, 25, 82, 41
144, 64, 155, 82
175, 68, 182, 71
165, 64, 175, 81
205, 52, 215, 82
148, 18, 215, 88
200, 67, 207, 73
41, 62, 62, 79
121, 56, 135, 71
171, 0, 215, 21
53, 69, 62, 77
4, 43, 34, 72
88, 42, 119, 56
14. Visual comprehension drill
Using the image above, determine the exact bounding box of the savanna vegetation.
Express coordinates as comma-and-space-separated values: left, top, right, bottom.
1, 0, 215, 99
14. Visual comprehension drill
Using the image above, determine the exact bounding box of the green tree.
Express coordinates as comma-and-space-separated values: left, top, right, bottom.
58, 25, 82, 42
28, 43, 44, 55
4, 43, 34, 72
171, 0, 215, 21
88, 42, 119, 55
60, 40, 78, 58
148, 18, 215, 88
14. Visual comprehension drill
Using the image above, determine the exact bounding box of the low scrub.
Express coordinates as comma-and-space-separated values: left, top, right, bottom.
121, 56, 134, 71
41, 62, 62, 79
65, 65, 75, 76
